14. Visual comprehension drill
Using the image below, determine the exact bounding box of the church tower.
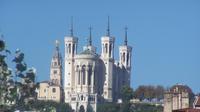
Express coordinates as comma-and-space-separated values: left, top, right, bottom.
64, 19, 78, 102
101, 17, 115, 102
119, 27, 132, 86
50, 40, 62, 86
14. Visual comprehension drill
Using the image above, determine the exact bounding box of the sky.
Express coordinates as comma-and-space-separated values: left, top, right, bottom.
0, 0, 199, 93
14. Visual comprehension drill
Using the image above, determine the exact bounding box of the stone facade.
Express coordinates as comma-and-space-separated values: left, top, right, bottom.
37, 40, 63, 102
64, 25, 132, 112
164, 84, 192, 112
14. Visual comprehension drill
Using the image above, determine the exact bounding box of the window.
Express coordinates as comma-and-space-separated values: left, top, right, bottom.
44, 89, 46, 93
72, 44, 75, 55
82, 65, 86, 85
71, 97, 76, 101
109, 44, 112, 57
105, 43, 108, 53
52, 88, 56, 93
54, 62, 57, 66
68, 44, 71, 53
54, 70, 57, 74
78, 71, 80, 85
123, 52, 125, 62
88, 66, 92, 85
81, 95, 84, 101
127, 52, 129, 65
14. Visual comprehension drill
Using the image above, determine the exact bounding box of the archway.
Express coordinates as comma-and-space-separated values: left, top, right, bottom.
79, 105, 85, 112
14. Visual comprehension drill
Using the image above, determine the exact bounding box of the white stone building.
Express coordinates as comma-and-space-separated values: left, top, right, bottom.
64, 23, 132, 112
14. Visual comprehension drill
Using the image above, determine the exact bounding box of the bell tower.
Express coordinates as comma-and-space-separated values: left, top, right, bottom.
101, 17, 115, 102
119, 27, 132, 86
50, 40, 62, 86
64, 18, 78, 102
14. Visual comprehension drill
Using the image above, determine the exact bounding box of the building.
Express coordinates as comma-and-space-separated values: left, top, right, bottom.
164, 84, 193, 112
171, 95, 200, 112
64, 22, 132, 112
193, 96, 200, 109
37, 40, 63, 102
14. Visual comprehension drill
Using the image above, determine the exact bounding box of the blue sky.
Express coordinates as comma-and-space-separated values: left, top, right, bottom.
0, 0, 199, 93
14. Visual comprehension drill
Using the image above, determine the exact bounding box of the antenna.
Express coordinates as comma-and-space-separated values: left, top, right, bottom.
70, 17, 73, 36
106, 16, 110, 36
124, 27, 128, 45
88, 26, 92, 46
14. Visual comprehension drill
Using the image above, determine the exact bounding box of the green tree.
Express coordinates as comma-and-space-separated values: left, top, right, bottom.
0, 38, 16, 111
12, 49, 39, 111
121, 86, 134, 102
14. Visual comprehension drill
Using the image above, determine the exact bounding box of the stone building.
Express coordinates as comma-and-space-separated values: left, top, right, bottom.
193, 96, 200, 109
64, 22, 132, 112
37, 40, 63, 102
164, 84, 193, 112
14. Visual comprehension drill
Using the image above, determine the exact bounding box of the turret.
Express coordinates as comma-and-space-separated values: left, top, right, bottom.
101, 17, 115, 102
119, 27, 132, 86
64, 18, 78, 102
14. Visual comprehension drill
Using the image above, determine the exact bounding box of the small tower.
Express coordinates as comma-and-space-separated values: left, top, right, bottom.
50, 40, 62, 86
119, 27, 132, 86
101, 17, 115, 102
64, 18, 78, 102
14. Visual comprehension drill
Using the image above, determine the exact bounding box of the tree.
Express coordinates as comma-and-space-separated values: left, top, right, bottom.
12, 49, 39, 111
134, 85, 165, 100
121, 86, 134, 102
0, 38, 16, 111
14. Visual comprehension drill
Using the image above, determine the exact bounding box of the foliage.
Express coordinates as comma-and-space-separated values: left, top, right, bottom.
10, 100, 73, 112
97, 103, 163, 112
0, 39, 16, 109
121, 86, 134, 102
133, 85, 165, 100
12, 49, 39, 110
131, 103, 163, 112
97, 103, 120, 112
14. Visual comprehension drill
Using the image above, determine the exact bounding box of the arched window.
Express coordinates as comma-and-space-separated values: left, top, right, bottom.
77, 65, 80, 85
123, 52, 125, 62
82, 65, 86, 85
88, 66, 92, 85
79, 105, 85, 112
78, 70, 80, 85
109, 44, 112, 57
127, 52, 129, 65
68, 44, 71, 53
72, 44, 75, 55
105, 43, 108, 53
81, 95, 84, 101
52, 88, 56, 93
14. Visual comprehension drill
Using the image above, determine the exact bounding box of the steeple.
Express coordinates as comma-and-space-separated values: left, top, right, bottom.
69, 17, 74, 37
53, 40, 61, 60
106, 16, 110, 36
124, 27, 128, 45
88, 26, 92, 46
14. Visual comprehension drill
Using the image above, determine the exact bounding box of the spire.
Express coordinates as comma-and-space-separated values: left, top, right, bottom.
88, 26, 92, 46
54, 40, 60, 58
124, 27, 128, 45
106, 16, 110, 36
55, 40, 60, 49
69, 17, 74, 37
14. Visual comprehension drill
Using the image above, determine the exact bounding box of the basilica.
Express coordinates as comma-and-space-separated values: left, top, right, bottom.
37, 20, 132, 112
